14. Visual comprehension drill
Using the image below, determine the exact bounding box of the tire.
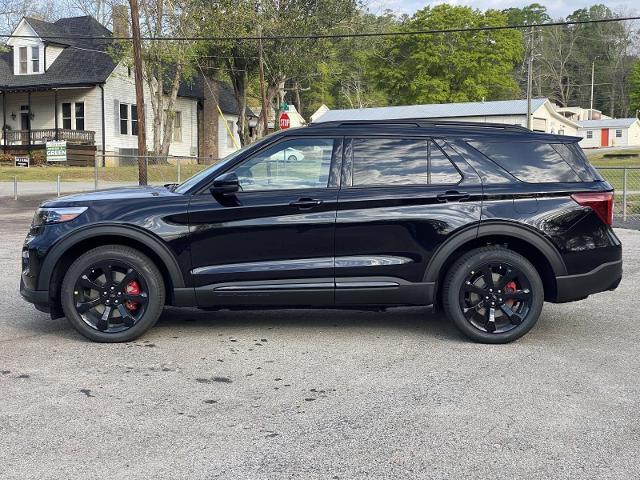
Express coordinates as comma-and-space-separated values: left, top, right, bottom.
442, 246, 544, 344
60, 245, 165, 342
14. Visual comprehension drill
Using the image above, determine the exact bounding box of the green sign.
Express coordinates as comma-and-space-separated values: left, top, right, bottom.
46, 141, 67, 162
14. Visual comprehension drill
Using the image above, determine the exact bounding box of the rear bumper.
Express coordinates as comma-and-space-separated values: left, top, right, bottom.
554, 259, 622, 303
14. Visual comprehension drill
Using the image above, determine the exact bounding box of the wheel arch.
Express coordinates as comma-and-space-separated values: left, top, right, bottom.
40, 224, 185, 316
425, 221, 566, 303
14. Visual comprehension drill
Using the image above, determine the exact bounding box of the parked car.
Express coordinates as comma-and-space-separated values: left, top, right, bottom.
20, 120, 622, 343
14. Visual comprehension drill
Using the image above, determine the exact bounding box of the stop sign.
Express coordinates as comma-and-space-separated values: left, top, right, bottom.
279, 112, 290, 129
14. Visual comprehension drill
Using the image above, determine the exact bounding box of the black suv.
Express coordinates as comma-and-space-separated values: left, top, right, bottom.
20, 120, 622, 343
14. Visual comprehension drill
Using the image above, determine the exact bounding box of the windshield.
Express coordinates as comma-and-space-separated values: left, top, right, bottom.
174, 143, 253, 194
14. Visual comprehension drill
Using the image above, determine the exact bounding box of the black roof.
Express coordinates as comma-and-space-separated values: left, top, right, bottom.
300, 119, 581, 142
177, 74, 248, 116
0, 16, 245, 113
0, 16, 115, 90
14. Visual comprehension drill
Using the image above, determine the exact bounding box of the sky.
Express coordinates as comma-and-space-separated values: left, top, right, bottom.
369, 0, 637, 19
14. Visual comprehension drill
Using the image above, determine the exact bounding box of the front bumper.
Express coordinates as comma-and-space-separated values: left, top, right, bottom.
20, 278, 50, 313
554, 259, 623, 303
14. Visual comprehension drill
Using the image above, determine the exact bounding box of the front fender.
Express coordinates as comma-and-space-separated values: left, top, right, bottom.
37, 223, 186, 291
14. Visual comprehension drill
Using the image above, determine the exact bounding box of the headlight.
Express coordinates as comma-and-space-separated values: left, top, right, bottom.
32, 207, 88, 226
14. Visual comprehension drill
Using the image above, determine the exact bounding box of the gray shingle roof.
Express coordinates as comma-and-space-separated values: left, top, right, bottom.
1, 16, 248, 114
314, 98, 549, 122
1, 16, 116, 90
178, 75, 245, 115
577, 118, 639, 128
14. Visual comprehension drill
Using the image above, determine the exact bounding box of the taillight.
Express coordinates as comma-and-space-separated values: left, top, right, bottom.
571, 191, 614, 226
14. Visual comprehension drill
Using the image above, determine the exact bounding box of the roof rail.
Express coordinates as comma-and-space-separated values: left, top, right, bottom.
309, 118, 531, 132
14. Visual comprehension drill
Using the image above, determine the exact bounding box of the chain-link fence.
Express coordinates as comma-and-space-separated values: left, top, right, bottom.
2, 157, 640, 229
0, 154, 212, 199
596, 167, 640, 229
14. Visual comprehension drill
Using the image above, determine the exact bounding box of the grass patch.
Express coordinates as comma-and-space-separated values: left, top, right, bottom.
585, 149, 640, 167
597, 168, 640, 191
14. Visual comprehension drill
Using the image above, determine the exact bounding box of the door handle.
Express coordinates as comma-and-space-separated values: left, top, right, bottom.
437, 190, 470, 202
289, 198, 323, 209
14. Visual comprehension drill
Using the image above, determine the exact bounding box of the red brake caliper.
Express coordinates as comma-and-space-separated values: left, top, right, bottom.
504, 281, 517, 306
124, 281, 141, 311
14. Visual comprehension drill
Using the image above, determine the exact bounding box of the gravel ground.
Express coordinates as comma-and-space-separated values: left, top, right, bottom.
1, 200, 639, 480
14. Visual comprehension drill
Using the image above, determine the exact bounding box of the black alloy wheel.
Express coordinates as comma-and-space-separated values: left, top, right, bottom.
73, 260, 149, 333
61, 245, 165, 342
443, 246, 544, 344
459, 263, 532, 334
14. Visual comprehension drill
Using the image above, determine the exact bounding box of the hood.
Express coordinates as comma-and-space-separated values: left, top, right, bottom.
41, 185, 180, 207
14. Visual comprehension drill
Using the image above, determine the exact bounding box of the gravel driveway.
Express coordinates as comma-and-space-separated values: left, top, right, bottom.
1, 201, 639, 480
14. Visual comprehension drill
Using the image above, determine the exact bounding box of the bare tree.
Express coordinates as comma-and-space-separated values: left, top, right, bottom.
538, 25, 579, 107
0, 0, 56, 34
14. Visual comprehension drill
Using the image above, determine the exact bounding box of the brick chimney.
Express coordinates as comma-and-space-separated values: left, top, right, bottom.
112, 5, 130, 38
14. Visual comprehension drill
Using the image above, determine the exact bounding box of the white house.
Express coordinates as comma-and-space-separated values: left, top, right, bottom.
555, 106, 611, 122
0, 15, 244, 164
577, 118, 640, 148
312, 98, 580, 136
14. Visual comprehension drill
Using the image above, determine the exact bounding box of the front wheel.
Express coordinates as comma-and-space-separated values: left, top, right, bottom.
60, 245, 165, 342
442, 246, 544, 344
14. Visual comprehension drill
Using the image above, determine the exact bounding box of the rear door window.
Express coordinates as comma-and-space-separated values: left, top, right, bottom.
351, 138, 461, 186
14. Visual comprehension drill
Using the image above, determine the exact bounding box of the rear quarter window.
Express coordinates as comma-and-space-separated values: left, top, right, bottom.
468, 140, 585, 183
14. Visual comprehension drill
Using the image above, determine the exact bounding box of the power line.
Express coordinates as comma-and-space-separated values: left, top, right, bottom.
2, 15, 640, 42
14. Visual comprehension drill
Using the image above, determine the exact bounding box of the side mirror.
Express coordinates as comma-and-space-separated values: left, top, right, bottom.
210, 172, 240, 195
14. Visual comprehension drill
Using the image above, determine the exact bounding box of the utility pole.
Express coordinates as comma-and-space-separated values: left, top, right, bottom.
257, 1, 269, 137
526, 27, 533, 130
590, 61, 595, 120
526, 55, 533, 130
129, 0, 148, 185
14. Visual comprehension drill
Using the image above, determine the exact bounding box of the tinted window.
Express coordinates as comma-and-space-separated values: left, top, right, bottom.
429, 142, 464, 184
551, 143, 601, 181
234, 138, 334, 191
352, 138, 461, 186
469, 141, 581, 183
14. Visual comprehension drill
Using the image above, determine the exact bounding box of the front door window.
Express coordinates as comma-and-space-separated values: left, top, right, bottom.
233, 138, 335, 191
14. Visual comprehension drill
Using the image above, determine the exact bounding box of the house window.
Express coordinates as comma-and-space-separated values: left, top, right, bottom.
586, 130, 593, 139
226, 120, 235, 148
173, 111, 182, 142
120, 103, 129, 134
18, 47, 28, 74
31, 46, 39, 73
615, 129, 622, 138
558, 129, 565, 136
131, 105, 138, 136
62, 103, 72, 129
75, 102, 84, 130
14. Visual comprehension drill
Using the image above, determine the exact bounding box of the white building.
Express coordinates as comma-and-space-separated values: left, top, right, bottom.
0, 15, 244, 163
312, 98, 580, 136
577, 118, 640, 149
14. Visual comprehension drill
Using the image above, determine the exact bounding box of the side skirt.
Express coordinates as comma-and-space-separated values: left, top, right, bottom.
178, 277, 435, 308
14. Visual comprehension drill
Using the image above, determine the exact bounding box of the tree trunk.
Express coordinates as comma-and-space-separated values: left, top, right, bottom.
160, 62, 183, 159
228, 61, 249, 146
129, 0, 147, 185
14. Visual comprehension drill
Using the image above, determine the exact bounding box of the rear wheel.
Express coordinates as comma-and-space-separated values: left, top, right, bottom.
60, 245, 165, 342
442, 247, 544, 344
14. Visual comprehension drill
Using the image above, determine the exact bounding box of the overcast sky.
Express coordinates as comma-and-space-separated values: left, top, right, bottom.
369, 0, 637, 19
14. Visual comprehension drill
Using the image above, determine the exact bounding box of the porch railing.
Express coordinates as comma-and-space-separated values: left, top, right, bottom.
3, 129, 95, 145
